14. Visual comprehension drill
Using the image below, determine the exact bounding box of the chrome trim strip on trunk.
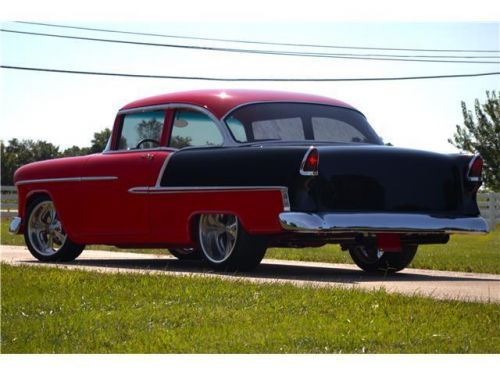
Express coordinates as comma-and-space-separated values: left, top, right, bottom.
15, 176, 118, 186
279, 212, 489, 234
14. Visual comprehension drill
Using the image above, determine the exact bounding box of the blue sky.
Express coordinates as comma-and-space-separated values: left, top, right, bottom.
1, 20, 499, 153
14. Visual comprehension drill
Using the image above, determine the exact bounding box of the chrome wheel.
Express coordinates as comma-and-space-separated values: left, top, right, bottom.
27, 201, 67, 256
199, 214, 238, 264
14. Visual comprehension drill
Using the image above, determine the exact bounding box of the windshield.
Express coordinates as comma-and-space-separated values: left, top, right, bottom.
225, 103, 381, 144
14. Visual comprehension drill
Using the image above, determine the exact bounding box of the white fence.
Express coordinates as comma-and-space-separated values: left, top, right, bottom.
1, 186, 18, 219
477, 192, 500, 229
1, 186, 499, 229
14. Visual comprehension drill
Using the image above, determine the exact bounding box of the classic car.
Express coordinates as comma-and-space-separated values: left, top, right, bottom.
9, 89, 489, 272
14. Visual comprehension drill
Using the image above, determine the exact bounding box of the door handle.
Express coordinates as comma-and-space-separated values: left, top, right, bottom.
141, 153, 154, 160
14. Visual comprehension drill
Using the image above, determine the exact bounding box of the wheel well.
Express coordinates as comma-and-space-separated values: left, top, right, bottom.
188, 214, 200, 243
25, 192, 51, 215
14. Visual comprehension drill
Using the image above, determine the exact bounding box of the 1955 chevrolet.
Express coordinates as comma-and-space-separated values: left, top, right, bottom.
9, 89, 489, 272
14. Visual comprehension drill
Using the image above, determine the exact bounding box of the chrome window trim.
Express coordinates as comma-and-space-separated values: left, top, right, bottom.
221, 101, 380, 145
103, 147, 177, 155
118, 103, 238, 147
15, 176, 118, 186
221, 101, 366, 122
299, 146, 319, 176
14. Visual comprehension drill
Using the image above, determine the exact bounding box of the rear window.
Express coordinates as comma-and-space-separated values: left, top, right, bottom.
225, 103, 380, 144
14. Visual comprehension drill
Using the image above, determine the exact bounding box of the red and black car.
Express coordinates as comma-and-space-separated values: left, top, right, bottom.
10, 89, 488, 272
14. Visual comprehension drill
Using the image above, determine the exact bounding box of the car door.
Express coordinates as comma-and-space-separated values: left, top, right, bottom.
78, 110, 172, 240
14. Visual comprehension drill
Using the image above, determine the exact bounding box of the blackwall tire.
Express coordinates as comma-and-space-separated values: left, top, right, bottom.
168, 248, 202, 260
24, 196, 85, 262
348, 244, 418, 273
198, 214, 267, 271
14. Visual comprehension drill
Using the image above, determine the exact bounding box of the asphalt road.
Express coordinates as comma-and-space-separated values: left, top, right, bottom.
1, 245, 499, 303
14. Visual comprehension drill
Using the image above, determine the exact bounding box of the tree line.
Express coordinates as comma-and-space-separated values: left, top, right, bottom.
1, 129, 111, 186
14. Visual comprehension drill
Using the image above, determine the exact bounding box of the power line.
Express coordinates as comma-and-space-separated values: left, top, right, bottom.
15, 20, 500, 54
3, 28, 499, 65
2, 65, 499, 82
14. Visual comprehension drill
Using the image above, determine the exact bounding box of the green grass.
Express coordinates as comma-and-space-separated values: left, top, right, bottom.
2, 218, 498, 274
1, 264, 499, 353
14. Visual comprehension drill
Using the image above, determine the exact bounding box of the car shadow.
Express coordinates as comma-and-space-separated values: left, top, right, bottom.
21, 257, 498, 284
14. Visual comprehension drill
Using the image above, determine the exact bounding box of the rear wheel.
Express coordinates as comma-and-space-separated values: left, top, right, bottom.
198, 214, 267, 271
24, 196, 85, 262
168, 248, 202, 260
348, 244, 417, 273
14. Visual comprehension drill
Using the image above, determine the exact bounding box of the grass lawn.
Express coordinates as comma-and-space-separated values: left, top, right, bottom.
1, 264, 499, 353
2, 218, 498, 274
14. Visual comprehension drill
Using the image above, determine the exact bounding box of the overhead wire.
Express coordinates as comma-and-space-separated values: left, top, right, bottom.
2, 65, 499, 82
2, 28, 500, 65
14, 21, 500, 54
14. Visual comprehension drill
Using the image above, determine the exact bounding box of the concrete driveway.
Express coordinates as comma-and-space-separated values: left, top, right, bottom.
1, 245, 499, 303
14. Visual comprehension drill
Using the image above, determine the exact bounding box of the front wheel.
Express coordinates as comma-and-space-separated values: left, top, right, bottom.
198, 214, 267, 271
348, 244, 417, 273
24, 196, 85, 262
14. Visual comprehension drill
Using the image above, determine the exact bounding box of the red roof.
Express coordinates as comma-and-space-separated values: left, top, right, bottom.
120, 89, 356, 119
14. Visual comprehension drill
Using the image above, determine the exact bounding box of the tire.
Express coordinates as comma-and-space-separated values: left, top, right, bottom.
24, 195, 85, 262
168, 248, 202, 260
348, 244, 418, 273
197, 213, 267, 271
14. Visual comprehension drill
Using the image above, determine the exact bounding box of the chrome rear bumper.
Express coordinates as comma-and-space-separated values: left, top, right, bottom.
279, 212, 489, 234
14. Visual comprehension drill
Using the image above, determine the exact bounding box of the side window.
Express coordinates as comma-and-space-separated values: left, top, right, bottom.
169, 109, 223, 148
226, 117, 247, 142
118, 111, 164, 150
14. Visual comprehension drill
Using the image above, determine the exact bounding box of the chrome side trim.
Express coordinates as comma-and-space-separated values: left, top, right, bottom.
155, 152, 176, 187
281, 189, 291, 212
299, 146, 319, 176
279, 212, 490, 234
15, 176, 118, 186
129, 185, 288, 194
9, 216, 21, 234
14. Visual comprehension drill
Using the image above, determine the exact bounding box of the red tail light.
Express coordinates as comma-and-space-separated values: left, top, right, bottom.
300, 146, 319, 176
467, 154, 483, 182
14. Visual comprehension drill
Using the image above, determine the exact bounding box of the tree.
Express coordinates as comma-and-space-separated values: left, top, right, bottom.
89, 128, 111, 153
1, 128, 111, 185
449, 91, 500, 191
1, 138, 60, 185
61, 145, 90, 157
